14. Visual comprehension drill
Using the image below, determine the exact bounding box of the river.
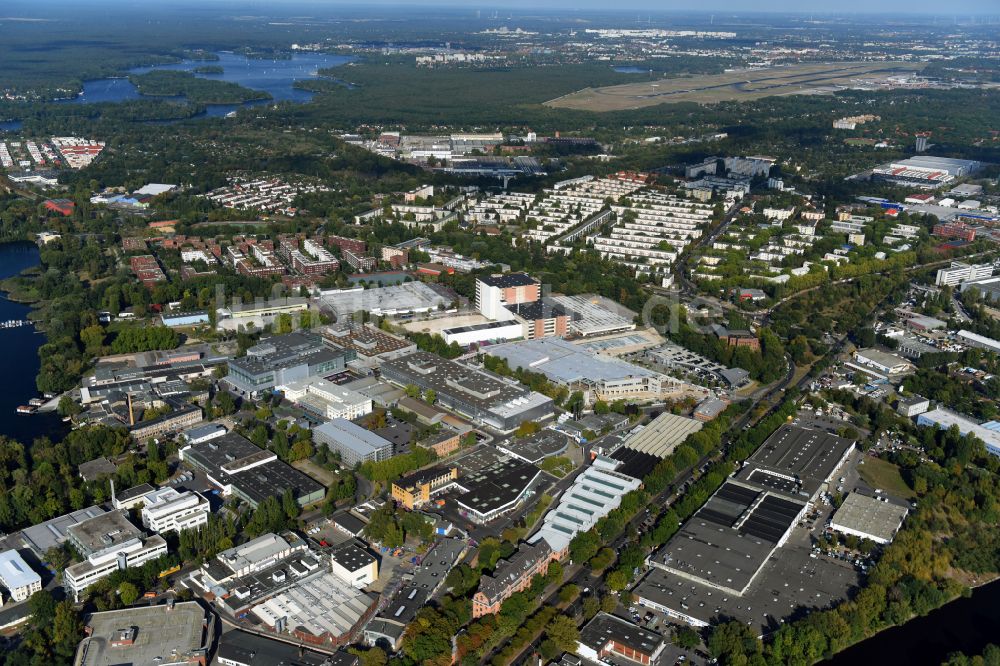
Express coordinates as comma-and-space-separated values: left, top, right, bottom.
0, 242, 68, 445
824, 578, 1000, 664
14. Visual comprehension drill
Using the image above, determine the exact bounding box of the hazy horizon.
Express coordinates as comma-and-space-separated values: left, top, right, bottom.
5, 0, 1000, 16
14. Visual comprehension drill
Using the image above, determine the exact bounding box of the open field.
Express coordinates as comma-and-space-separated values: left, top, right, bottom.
858, 456, 916, 500
545, 61, 926, 111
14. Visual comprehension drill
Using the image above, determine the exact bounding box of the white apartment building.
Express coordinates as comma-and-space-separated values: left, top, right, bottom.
140, 488, 210, 534
592, 192, 711, 274
0, 550, 42, 602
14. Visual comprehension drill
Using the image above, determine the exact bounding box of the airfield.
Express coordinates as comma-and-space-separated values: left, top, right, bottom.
545, 61, 926, 111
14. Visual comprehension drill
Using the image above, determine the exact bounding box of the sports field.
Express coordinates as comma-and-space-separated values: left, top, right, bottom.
545, 61, 925, 111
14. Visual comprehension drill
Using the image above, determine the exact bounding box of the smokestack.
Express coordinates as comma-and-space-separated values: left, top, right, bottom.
128, 394, 135, 426
110, 479, 116, 506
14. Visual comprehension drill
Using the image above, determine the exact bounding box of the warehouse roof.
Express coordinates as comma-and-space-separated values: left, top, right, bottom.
620, 412, 703, 459
579, 612, 664, 658
831, 493, 908, 543
454, 459, 540, 517
485, 337, 661, 385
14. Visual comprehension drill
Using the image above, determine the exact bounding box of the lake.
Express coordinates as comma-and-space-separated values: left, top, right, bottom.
0, 120, 24, 132
824, 578, 1000, 664
0, 242, 68, 446
59, 51, 353, 115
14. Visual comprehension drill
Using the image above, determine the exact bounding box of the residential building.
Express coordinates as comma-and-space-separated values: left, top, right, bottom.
313, 418, 394, 467
342, 248, 377, 273
472, 540, 553, 617
933, 221, 977, 242
391, 466, 460, 509
140, 487, 210, 534
0, 551, 42, 602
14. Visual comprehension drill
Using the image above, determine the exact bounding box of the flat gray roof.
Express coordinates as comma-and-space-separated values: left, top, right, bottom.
830, 492, 908, 543
77, 602, 207, 666
485, 336, 660, 385
20, 506, 108, 555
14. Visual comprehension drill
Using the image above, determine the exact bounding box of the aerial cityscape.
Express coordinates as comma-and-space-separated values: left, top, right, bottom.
0, 1, 999, 665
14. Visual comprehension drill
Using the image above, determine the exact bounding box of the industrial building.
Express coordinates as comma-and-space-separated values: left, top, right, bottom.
216, 630, 359, 666
330, 542, 379, 588
321, 324, 416, 367
200, 533, 308, 588
319, 282, 453, 319
380, 352, 554, 432
180, 432, 325, 508
613, 412, 703, 459
916, 408, 1000, 458
871, 156, 982, 189
634, 425, 855, 627
313, 418, 394, 467
140, 487, 210, 534
19, 506, 107, 557
63, 511, 168, 601
226, 331, 355, 398
547, 294, 637, 337
453, 458, 542, 524
530, 457, 643, 555
957, 329, 1000, 355
0, 550, 41, 602
577, 612, 666, 666
279, 377, 373, 421
850, 348, 914, 378
496, 429, 571, 464
484, 337, 686, 405
75, 602, 210, 666
830, 493, 908, 545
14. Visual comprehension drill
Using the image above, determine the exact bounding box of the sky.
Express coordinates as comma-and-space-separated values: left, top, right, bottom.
280, 0, 1000, 12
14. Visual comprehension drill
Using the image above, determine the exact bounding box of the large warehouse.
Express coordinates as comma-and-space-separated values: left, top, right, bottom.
634, 424, 856, 630
484, 337, 686, 404
380, 351, 554, 432
872, 156, 982, 190
830, 492, 909, 545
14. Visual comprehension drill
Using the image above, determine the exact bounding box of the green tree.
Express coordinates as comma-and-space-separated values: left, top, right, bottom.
118, 581, 140, 606
546, 614, 581, 653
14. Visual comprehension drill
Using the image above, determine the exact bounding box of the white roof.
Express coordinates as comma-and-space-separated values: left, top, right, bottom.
134, 183, 177, 196
0, 550, 41, 589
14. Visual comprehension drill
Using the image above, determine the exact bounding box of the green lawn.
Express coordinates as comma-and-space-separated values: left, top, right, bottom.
858, 456, 916, 500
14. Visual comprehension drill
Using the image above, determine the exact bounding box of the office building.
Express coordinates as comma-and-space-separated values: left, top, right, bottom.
279, 377, 372, 421
226, 331, 355, 398
180, 432, 324, 508
0, 550, 41, 602
475, 273, 540, 320
64, 512, 168, 601
896, 395, 930, 418
380, 352, 554, 432
936, 261, 995, 287
140, 487, 210, 534
129, 405, 202, 442
313, 418, 394, 467
391, 466, 460, 510
505, 299, 571, 339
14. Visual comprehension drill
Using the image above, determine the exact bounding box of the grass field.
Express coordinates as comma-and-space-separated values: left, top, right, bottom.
545, 61, 925, 111
858, 456, 916, 500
